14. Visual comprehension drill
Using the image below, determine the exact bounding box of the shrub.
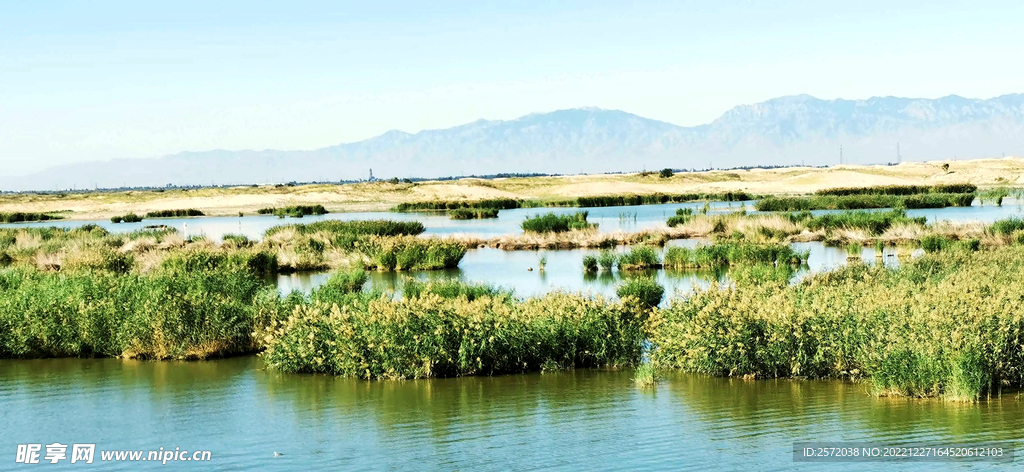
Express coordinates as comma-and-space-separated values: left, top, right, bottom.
659, 168, 674, 178
582, 255, 598, 272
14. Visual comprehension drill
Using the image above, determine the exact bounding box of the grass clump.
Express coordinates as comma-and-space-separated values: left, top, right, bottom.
616, 277, 664, 309
666, 208, 694, 227
311, 269, 368, 299
257, 205, 328, 218
359, 236, 466, 271
448, 208, 500, 219
616, 246, 662, 270
598, 251, 616, 271
402, 279, 508, 302
633, 362, 660, 388
791, 209, 926, 235
145, 209, 204, 218
991, 218, 1024, 236
110, 213, 143, 224
521, 211, 596, 233
582, 255, 598, 272
663, 242, 804, 269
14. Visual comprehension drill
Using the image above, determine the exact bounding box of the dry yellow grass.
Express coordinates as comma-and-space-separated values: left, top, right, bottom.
2, 156, 1022, 220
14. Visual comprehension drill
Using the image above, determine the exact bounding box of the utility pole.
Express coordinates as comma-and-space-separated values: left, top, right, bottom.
839, 145, 843, 165
897, 142, 901, 164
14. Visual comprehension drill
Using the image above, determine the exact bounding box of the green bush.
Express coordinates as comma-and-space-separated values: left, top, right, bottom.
582, 255, 598, 272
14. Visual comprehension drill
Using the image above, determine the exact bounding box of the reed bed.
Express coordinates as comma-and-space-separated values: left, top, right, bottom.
521, 211, 596, 233
617, 246, 662, 270
145, 209, 205, 218
788, 209, 926, 235
356, 236, 466, 271
260, 289, 649, 379
651, 246, 1024, 400
448, 208, 500, 219
393, 198, 522, 212
815, 184, 976, 196
392, 192, 754, 213
756, 193, 974, 211
263, 219, 425, 238
663, 242, 805, 269
0, 212, 64, 223
0, 267, 281, 360
110, 213, 143, 223
257, 204, 328, 218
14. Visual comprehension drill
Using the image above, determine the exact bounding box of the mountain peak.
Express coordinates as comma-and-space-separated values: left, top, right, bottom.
8, 94, 1024, 191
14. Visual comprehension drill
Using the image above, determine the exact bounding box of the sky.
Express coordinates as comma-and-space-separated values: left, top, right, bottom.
2, 0, 1023, 175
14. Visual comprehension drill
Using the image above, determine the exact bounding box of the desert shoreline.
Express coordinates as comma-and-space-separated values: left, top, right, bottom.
2, 157, 1020, 221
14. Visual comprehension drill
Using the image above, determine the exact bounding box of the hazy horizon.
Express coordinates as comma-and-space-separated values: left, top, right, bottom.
3, 1, 1024, 176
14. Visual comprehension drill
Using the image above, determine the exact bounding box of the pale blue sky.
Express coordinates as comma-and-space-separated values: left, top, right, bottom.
2, 1, 1022, 174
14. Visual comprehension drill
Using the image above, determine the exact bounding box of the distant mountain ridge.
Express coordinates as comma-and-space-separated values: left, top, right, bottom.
8, 94, 1024, 191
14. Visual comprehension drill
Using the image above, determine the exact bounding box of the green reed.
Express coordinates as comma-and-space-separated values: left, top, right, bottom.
651, 247, 1024, 400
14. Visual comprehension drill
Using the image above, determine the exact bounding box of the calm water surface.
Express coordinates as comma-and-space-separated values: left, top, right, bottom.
275, 241, 911, 303
3, 199, 1022, 241
1, 357, 1020, 471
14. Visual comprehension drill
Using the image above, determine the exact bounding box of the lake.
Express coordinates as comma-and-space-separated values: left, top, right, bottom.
1, 357, 1019, 470
3, 199, 1022, 241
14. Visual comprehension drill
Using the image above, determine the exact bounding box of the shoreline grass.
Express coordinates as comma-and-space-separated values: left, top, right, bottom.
448, 208, 500, 219
815, 183, 977, 196
651, 246, 1024, 400
756, 193, 975, 211
257, 205, 328, 218
0, 212, 64, 223
145, 209, 205, 218
521, 211, 596, 233
260, 289, 651, 379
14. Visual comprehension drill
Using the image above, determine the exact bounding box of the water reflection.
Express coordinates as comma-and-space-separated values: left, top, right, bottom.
3, 357, 1021, 471
275, 241, 912, 304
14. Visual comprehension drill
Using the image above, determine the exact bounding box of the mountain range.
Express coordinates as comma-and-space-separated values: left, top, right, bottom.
8, 94, 1024, 191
